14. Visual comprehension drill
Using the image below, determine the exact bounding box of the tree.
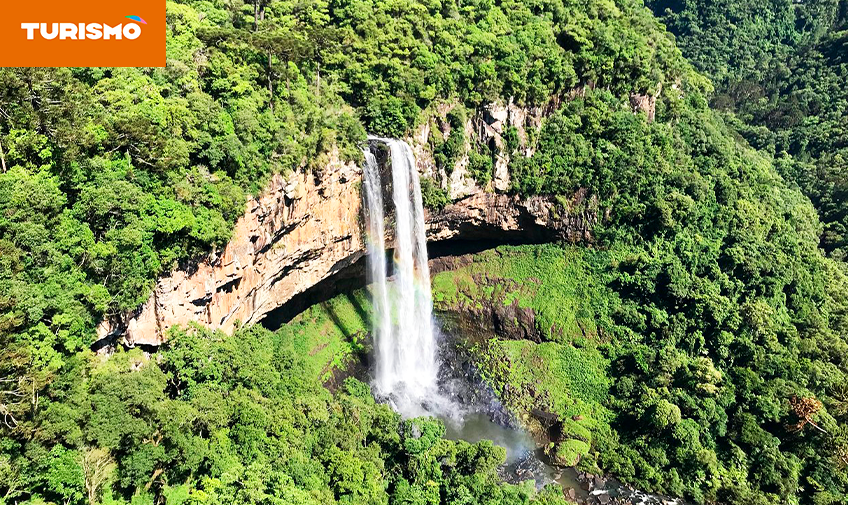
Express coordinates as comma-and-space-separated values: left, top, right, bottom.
81, 447, 115, 505
789, 396, 827, 434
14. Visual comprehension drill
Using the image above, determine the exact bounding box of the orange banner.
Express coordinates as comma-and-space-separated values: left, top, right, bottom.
0, 0, 165, 67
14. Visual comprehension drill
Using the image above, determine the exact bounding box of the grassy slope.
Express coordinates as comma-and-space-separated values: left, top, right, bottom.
277, 244, 625, 472
273, 290, 371, 383
433, 245, 611, 342
432, 244, 616, 470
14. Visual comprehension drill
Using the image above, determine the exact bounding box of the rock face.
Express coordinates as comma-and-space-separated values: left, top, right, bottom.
630, 82, 661, 123
97, 104, 598, 348
429, 190, 595, 243
409, 97, 561, 200
98, 149, 367, 347
475, 100, 546, 192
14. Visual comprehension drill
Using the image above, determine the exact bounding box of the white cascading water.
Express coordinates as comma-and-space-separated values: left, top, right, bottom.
362, 150, 392, 383
362, 139, 444, 417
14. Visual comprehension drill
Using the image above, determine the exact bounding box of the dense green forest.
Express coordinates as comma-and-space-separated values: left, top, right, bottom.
648, 0, 848, 259
440, 88, 848, 504
2, 0, 848, 504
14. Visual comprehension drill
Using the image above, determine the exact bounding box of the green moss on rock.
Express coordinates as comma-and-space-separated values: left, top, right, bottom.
548, 439, 591, 467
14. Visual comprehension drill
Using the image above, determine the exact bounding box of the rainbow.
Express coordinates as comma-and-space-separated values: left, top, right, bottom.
125, 15, 147, 24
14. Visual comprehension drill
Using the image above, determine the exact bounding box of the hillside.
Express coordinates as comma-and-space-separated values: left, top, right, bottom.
649, 0, 848, 259
2, 1, 848, 505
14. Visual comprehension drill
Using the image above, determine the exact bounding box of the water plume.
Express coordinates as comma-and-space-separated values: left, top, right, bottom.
362, 138, 447, 417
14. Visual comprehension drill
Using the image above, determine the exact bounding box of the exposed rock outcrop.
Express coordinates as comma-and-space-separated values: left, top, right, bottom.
418, 98, 551, 197
630, 82, 661, 122
475, 100, 545, 192
97, 102, 598, 348
98, 149, 366, 347
428, 190, 595, 243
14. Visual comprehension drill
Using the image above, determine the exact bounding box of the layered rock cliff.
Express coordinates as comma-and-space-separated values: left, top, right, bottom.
97, 103, 598, 348
98, 149, 366, 347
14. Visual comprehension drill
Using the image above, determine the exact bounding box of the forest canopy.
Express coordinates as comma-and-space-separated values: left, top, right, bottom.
2, 1, 848, 505
648, 0, 848, 259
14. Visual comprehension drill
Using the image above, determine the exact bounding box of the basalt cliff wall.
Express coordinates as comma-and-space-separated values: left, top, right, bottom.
98, 101, 599, 347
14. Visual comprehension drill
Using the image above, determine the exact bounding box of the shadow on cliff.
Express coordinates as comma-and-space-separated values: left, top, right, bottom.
260, 255, 369, 331
346, 292, 372, 329
259, 238, 555, 332
321, 301, 354, 338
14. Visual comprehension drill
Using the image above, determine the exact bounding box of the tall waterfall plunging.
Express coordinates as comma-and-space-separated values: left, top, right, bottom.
362, 138, 443, 417
362, 144, 675, 500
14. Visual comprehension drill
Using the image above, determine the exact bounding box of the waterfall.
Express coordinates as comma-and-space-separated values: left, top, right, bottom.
362, 150, 392, 388
362, 139, 442, 417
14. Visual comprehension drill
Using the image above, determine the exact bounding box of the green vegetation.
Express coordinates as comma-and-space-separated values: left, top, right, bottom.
432, 245, 610, 342
646, 0, 841, 88
649, 0, 848, 259
273, 291, 372, 382
420, 178, 451, 211
432, 245, 614, 473
536, 86, 848, 504
0, 316, 571, 505
0, 0, 691, 389
467, 143, 496, 187
3, 0, 848, 504
433, 74, 848, 503
431, 109, 467, 176
477, 338, 611, 470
